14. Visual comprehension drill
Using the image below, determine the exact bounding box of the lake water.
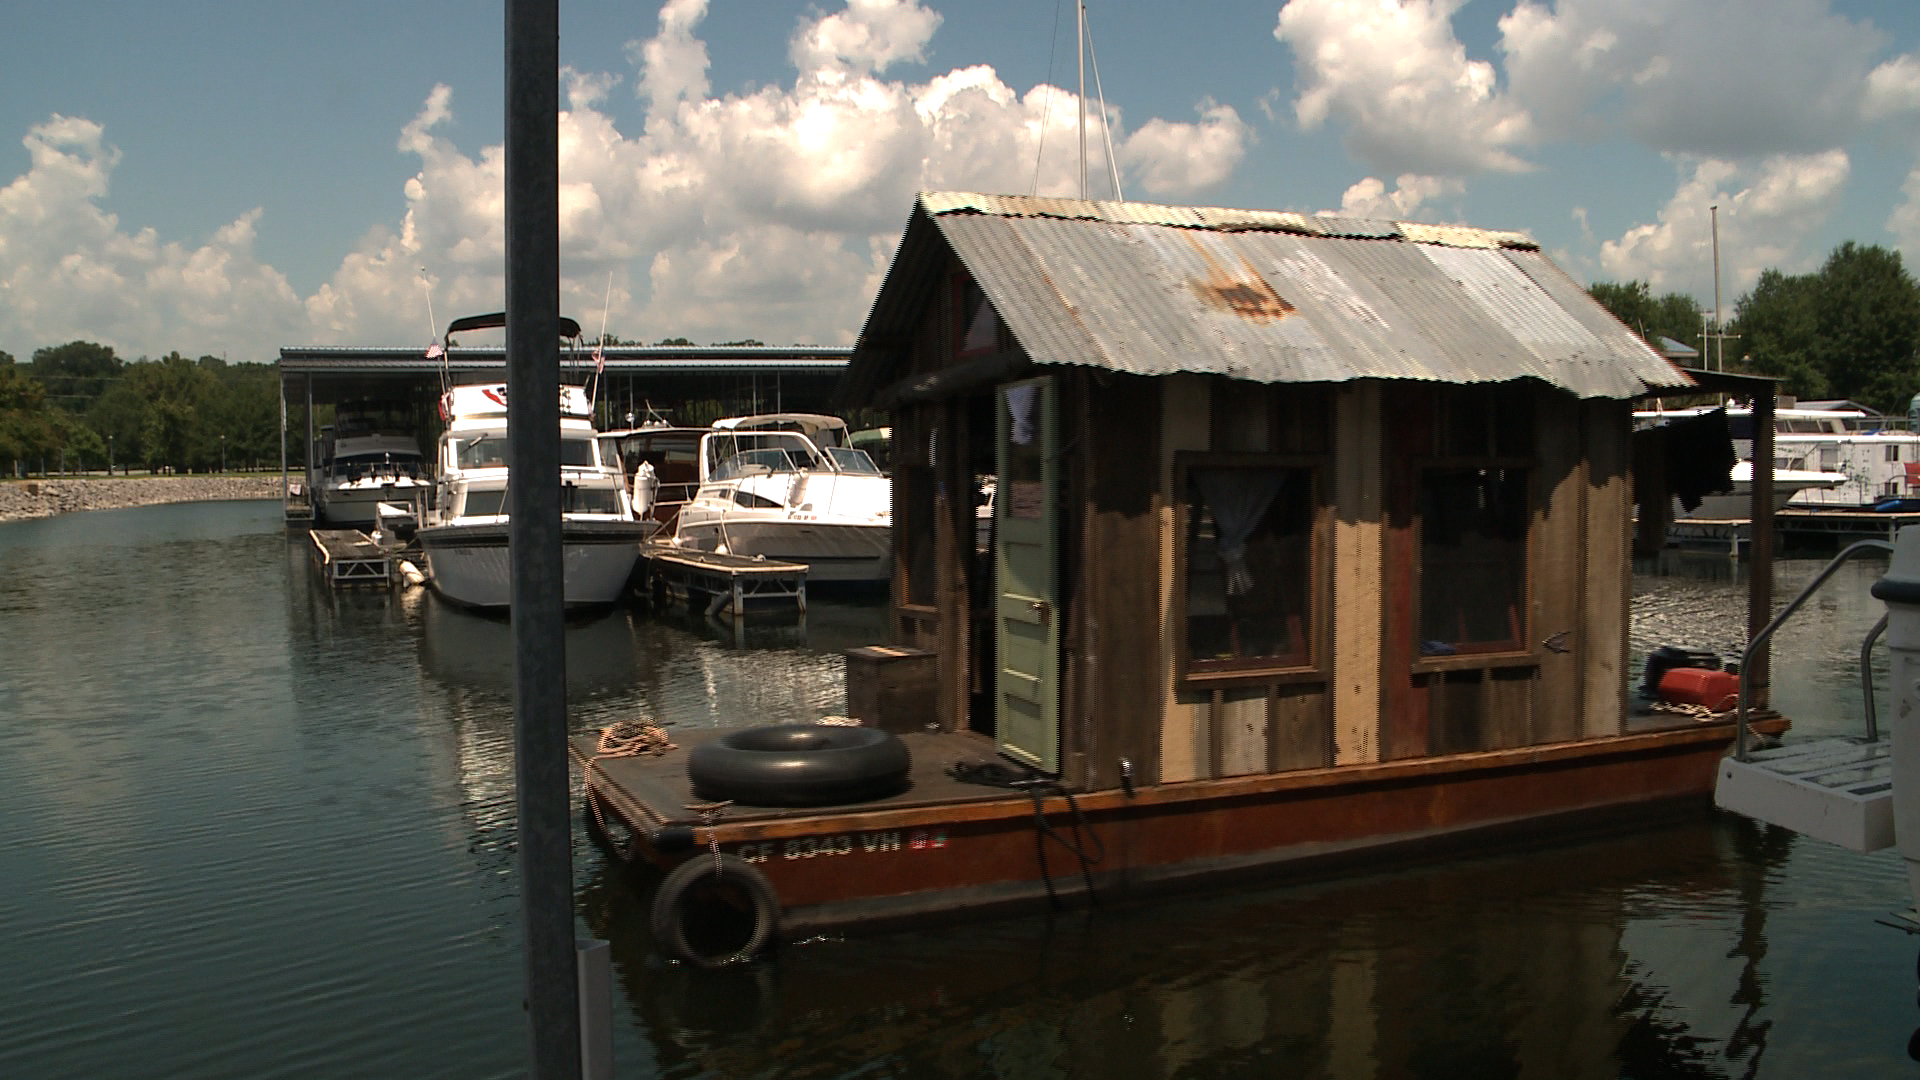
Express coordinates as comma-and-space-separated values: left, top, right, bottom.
1, 500, 1915, 1078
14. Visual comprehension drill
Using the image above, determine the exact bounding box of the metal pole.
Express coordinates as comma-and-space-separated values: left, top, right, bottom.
1076, 1, 1087, 200
1711, 204, 1723, 372
506, 0, 580, 1076
1747, 386, 1775, 709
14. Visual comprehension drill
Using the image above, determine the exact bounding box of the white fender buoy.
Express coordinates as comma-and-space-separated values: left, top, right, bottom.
397, 559, 427, 587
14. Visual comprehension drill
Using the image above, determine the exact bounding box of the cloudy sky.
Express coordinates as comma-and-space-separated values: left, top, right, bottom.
4, 0, 1920, 365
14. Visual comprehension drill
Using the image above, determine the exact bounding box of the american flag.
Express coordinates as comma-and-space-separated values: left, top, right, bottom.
592, 343, 604, 374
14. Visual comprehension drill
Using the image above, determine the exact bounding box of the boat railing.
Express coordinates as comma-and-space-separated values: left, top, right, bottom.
1735, 538, 1894, 760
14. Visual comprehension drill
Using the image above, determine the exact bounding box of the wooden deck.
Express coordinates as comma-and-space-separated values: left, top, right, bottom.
576, 720, 1749, 936
309, 529, 392, 588
641, 543, 806, 617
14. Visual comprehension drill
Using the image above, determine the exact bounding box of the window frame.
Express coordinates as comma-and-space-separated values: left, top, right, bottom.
1408, 457, 1535, 672
1172, 450, 1330, 687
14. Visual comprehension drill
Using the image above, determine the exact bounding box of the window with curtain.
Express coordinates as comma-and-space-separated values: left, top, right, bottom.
1180, 460, 1317, 675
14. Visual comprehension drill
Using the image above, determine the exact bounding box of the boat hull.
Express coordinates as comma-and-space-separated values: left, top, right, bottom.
578, 720, 1748, 936
316, 480, 430, 528
672, 516, 891, 582
418, 519, 650, 608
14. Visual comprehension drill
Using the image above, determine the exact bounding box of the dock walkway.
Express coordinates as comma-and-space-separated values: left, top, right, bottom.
309, 529, 392, 588
641, 544, 806, 617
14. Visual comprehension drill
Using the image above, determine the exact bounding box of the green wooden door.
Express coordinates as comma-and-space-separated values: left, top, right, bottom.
995, 376, 1060, 772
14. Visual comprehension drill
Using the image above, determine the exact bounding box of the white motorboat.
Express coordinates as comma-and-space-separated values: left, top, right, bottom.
670, 413, 892, 582
311, 405, 430, 528
1673, 458, 1848, 519
416, 380, 652, 609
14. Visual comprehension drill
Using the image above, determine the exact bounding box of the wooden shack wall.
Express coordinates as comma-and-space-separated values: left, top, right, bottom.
877, 255, 1636, 789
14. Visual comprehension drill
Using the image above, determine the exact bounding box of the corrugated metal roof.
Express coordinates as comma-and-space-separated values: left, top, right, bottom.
850, 191, 1686, 400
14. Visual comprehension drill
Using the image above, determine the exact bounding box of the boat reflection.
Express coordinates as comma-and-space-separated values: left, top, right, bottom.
417, 593, 645, 695
579, 813, 1798, 1078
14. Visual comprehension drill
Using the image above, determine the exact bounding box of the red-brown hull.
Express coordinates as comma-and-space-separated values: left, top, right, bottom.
579, 722, 1742, 935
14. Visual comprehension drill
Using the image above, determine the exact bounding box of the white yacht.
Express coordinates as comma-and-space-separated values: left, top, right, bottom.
416, 382, 652, 609
669, 413, 892, 582
311, 406, 430, 528
1638, 403, 1920, 509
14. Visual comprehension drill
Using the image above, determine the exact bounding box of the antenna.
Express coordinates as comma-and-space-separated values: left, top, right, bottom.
1077, 0, 1087, 199
1084, 5, 1123, 200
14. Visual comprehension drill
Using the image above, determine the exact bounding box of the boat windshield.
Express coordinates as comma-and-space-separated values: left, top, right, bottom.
330, 452, 424, 481
456, 436, 598, 470
705, 431, 825, 479
459, 485, 624, 517
823, 447, 882, 475
713, 448, 804, 480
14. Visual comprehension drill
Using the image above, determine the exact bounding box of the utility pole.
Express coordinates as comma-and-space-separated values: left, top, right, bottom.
1711, 204, 1724, 372
505, 0, 580, 1076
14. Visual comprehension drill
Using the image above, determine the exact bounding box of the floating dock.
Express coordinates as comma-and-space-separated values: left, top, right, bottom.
1668, 509, 1920, 556
309, 529, 392, 589
641, 544, 806, 617
284, 482, 314, 527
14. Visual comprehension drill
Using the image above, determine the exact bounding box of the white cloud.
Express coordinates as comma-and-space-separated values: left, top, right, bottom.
1337, 174, 1464, 218
0, 0, 1249, 359
0, 115, 304, 361
1275, 0, 1534, 176
1499, 0, 1883, 157
1598, 151, 1850, 297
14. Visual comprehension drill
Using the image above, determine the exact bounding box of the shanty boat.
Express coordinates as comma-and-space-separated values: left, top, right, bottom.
669, 413, 892, 582
579, 191, 1791, 964
415, 315, 651, 609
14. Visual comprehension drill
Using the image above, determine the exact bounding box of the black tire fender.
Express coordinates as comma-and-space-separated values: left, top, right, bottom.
651, 854, 781, 968
688, 724, 911, 807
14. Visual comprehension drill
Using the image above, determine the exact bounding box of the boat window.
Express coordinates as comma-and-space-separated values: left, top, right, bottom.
561, 486, 623, 515
715, 449, 802, 479
824, 447, 883, 475
1889, 445, 1902, 463
1389, 382, 1534, 661
461, 489, 507, 517
456, 436, 510, 470
731, 488, 784, 510
455, 435, 597, 469
1417, 467, 1529, 654
1181, 462, 1317, 674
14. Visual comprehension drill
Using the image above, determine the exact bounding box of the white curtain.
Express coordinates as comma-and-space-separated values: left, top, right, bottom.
1195, 469, 1286, 596
1005, 384, 1039, 446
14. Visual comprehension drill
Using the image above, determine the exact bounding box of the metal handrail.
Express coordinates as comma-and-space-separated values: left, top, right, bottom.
1736, 538, 1894, 760
1860, 612, 1888, 744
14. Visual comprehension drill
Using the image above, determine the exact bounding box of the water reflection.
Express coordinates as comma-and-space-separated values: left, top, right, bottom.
580, 813, 1875, 1078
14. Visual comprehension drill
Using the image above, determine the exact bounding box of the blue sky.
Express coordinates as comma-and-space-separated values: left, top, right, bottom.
4, 0, 1920, 364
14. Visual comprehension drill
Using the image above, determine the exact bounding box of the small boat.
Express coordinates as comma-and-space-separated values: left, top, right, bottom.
415, 315, 652, 609
670, 413, 892, 582
311, 403, 430, 528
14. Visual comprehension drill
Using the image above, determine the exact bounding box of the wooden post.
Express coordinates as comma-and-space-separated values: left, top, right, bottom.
1332, 382, 1383, 765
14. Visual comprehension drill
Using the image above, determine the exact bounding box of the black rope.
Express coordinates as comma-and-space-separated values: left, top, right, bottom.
947, 760, 1106, 910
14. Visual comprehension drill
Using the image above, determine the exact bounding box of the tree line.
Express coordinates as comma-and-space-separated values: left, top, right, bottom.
0, 342, 282, 477
1591, 240, 1920, 417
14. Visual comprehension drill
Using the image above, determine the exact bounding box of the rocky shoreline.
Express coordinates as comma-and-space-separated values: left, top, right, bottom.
0, 475, 288, 523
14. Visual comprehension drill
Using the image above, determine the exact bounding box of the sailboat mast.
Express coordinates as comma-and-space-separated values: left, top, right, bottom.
1077, 1, 1087, 200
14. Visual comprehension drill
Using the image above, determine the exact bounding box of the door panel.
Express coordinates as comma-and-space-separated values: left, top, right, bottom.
995, 376, 1060, 771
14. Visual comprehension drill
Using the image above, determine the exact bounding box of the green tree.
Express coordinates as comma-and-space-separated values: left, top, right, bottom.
1588, 281, 1705, 357
1731, 242, 1920, 411
29, 340, 122, 411
1732, 269, 1825, 398
124, 352, 216, 471
0, 364, 59, 472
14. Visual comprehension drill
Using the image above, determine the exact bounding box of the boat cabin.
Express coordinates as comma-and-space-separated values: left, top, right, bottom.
839, 191, 1695, 790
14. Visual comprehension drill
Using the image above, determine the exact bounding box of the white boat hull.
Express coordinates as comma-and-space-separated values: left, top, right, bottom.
417, 519, 650, 608
673, 516, 891, 582
317, 480, 430, 528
